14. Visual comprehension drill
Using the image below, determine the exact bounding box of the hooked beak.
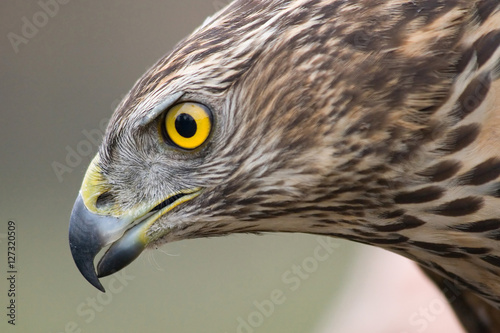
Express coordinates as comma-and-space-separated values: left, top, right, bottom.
69, 155, 201, 292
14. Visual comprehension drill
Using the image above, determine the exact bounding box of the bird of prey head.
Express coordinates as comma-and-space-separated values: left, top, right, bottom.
70, 0, 500, 327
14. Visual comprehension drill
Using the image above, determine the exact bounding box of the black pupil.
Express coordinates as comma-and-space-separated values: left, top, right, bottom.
175, 113, 197, 138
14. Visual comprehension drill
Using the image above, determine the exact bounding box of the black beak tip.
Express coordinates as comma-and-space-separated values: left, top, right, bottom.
69, 195, 107, 292
69, 241, 106, 292
68, 193, 142, 291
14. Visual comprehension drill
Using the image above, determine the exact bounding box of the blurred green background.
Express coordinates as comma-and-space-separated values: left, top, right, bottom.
0, 1, 464, 333
0, 1, 358, 332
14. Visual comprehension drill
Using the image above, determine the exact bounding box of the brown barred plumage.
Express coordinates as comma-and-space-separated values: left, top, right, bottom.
69, 1, 500, 331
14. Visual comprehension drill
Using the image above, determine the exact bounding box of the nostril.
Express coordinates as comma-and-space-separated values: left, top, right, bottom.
95, 192, 114, 210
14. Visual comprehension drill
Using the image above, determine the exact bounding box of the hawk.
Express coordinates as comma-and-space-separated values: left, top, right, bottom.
69, 0, 500, 331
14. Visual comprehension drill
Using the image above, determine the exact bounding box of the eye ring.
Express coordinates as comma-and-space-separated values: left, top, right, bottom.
161, 102, 213, 150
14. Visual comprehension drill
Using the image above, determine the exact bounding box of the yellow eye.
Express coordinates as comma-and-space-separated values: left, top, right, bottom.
163, 102, 213, 150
